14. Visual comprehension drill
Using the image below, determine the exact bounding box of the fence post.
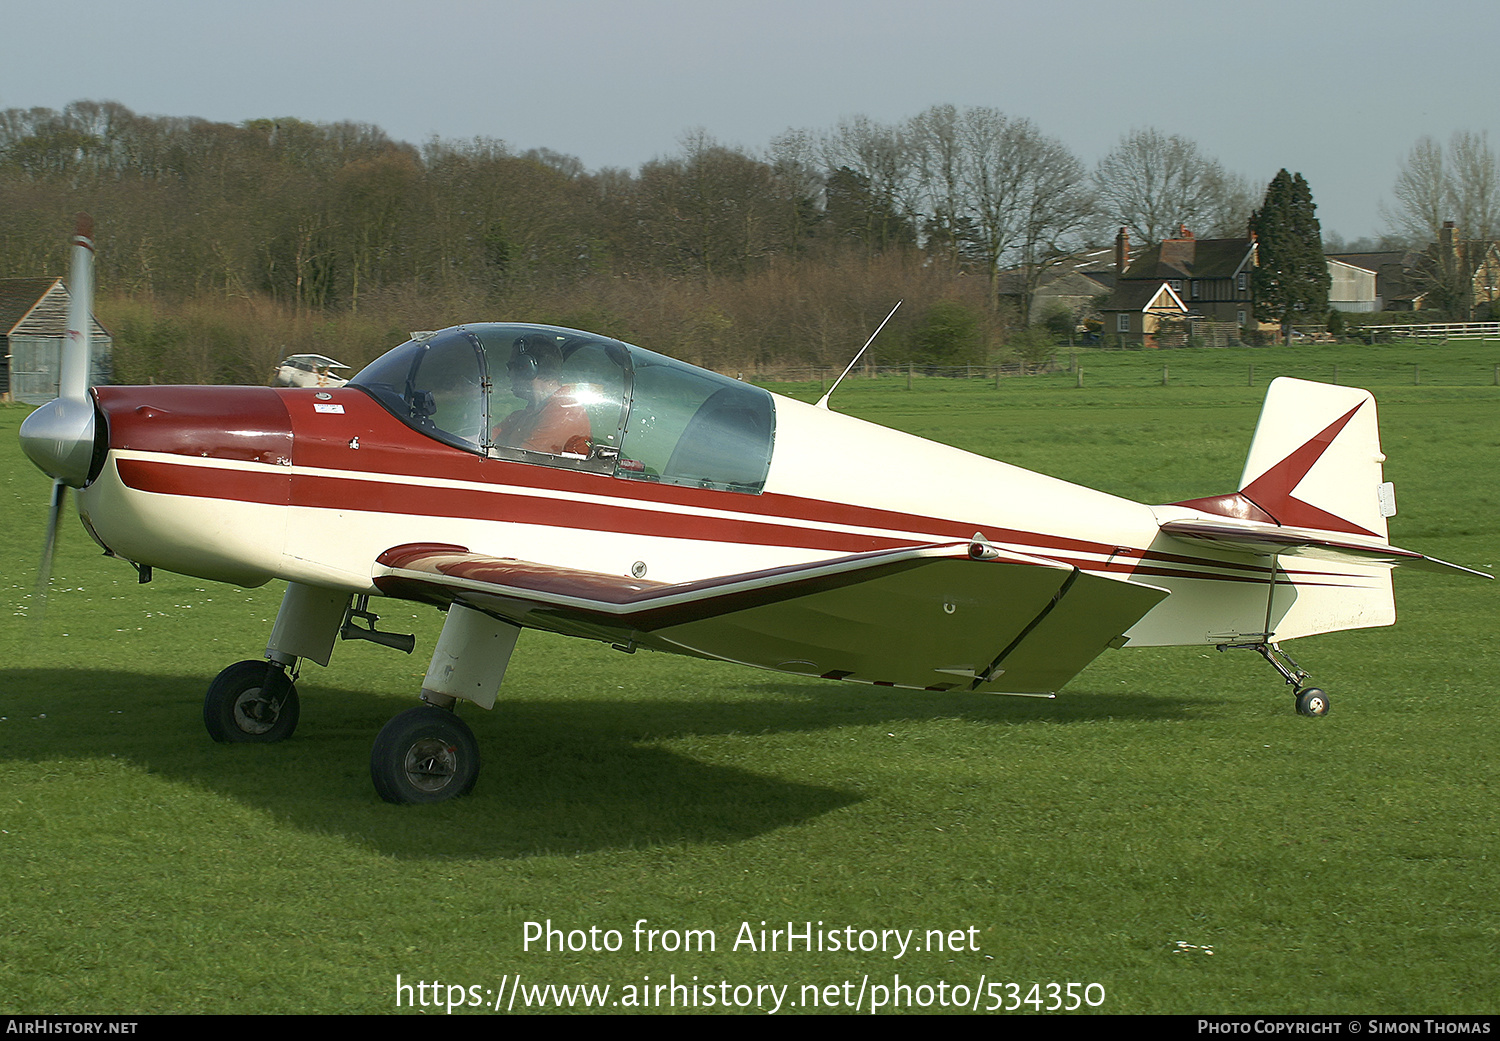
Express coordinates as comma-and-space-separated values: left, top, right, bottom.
1162, 364, 1169, 386
1076, 367, 1083, 388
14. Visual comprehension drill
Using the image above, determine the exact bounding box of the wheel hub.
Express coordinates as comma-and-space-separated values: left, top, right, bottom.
403, 739, 459, 792
1295, 687, 1330, 717
233, 688, 280, 735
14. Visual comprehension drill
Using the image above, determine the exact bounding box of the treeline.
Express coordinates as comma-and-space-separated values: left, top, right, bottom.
2, 100, 1258, 379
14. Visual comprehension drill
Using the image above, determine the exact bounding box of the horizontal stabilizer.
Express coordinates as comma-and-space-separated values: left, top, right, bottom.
1160, 517, 1490, 579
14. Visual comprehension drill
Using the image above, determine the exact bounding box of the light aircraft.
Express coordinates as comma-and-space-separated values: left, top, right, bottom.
20, 218, 1489, 803
271, 353, 350, 389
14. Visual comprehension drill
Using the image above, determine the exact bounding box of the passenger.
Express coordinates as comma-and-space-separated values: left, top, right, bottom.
493, 336, 592, 455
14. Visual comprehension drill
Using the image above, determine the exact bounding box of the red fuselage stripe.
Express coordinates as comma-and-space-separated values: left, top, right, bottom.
114, 454, 1329, 584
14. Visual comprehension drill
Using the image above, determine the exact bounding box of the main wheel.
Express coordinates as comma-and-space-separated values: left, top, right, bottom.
370, 705, 480, 804
204, 659, 300, 742
1295, 687, 1330, 717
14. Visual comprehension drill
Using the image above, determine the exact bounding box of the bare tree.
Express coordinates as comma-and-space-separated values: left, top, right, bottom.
819, 116, 918, 253
1199, 167, 1258, 238
906, 104, 968, 265
631, 130, 799, 277
1011, 132, 1096, 319
957, 108, 1093, 308
1383, 132, 1500, 245
1093, 128, 1248, 245
764, 128, 826, 252
1446, 131, 1500, 242
1383, 136, 1449, 245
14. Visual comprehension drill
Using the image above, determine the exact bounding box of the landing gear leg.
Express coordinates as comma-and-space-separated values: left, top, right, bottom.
370, 604, 521, 804
1218, 640, 1330, 717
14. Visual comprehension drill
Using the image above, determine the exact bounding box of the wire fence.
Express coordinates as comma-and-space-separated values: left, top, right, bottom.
751, 342, 1500, 391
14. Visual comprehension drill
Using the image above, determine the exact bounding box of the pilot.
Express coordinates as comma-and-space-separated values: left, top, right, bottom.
492, 336, 592, 455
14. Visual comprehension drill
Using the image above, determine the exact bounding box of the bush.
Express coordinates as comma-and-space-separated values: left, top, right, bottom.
907, 300, 987, 366
1039, 303, 1076, 342
1005, 327, 1056, 371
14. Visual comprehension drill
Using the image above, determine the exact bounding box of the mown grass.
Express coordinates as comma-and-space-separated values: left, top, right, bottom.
1, 342, 1496, 1014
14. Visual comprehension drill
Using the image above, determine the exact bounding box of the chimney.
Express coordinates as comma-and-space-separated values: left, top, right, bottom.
1116, 226, 1130, 275
1441, 220, 1458, 256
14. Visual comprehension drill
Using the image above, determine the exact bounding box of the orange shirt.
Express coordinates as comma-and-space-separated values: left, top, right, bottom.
493, 386, 591, 455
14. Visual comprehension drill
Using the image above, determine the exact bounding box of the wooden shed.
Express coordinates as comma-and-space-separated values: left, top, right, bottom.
0, 277, 112, 404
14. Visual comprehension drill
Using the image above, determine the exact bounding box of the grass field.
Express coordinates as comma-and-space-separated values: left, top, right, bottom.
1, 342, 1497, 1015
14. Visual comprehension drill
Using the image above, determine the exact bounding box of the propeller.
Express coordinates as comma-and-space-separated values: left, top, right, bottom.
36, 479, 66, 606
19, 214, 98, 612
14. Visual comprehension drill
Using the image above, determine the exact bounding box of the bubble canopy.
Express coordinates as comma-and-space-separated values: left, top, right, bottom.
349, 324, 776, 494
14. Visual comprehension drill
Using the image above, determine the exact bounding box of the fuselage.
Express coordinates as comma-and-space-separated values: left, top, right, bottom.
77, 380, 1155, 581
74, 379, 1290, 650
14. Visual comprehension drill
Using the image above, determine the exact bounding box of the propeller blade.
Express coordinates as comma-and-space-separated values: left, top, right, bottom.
19, 214, 99, 487
35, 479, 67, 617
60, 213, 94, 402
23, 216, 98, 619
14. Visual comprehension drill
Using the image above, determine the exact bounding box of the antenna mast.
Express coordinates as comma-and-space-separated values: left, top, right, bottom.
815, 300, 902, 409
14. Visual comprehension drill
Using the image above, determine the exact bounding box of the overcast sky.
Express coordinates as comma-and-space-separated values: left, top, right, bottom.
4, 0, 1496, 242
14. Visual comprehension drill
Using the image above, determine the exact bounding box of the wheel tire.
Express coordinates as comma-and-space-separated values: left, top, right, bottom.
204, 659, 300, 742
1295, 687, 1331, 717
370, 706, 480, 804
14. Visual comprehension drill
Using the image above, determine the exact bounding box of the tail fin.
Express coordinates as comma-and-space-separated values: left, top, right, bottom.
1175, 377, 1391, 539
1236, 377, 1390, 539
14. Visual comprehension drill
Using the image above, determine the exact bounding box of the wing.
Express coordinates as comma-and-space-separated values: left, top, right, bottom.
1159, 517, 1491, 579
373, 541, 1171, 695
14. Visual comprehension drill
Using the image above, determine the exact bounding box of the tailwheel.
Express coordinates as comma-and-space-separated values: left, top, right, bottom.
1219, 640, 1331, 717
1295, 687, 1330, 717
370, 705, 480, 804
204, 659, 300, 742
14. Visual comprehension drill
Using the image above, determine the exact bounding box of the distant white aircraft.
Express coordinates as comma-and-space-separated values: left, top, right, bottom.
272, 354, 349, 388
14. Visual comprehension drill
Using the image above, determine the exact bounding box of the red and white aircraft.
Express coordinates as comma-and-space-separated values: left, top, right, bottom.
21, 218, 1489, 802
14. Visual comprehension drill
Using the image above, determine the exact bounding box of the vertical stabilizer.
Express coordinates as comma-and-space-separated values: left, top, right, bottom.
1237, 377, 1389, 540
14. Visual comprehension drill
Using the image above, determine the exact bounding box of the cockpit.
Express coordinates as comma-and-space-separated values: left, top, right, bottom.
349, 324, 776, 494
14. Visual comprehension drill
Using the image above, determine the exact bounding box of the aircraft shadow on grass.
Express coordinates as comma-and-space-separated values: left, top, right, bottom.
0, 666, 1192, 859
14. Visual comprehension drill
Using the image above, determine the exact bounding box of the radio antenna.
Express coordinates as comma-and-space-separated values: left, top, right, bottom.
815, 300, 902, 409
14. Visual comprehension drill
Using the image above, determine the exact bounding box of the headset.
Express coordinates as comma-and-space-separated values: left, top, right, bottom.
509, 335, 561, 379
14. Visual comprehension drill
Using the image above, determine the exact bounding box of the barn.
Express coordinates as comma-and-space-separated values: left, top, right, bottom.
1, 277, 112, 404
